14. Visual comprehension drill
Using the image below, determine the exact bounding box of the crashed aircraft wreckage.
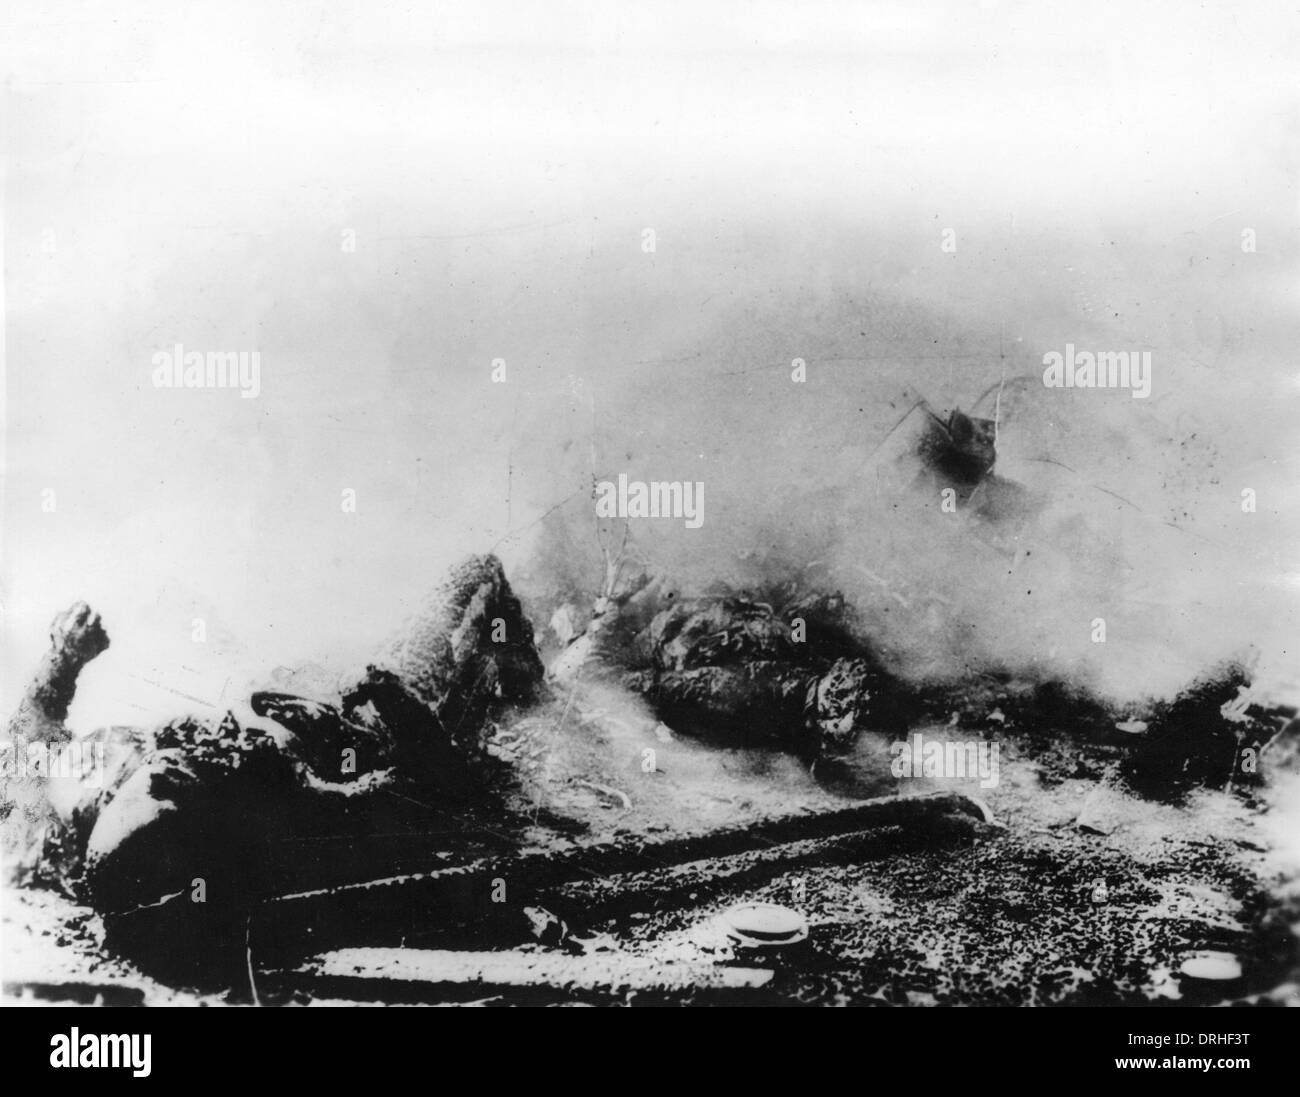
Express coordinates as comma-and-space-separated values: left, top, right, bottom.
2, 566, 996, 984
2, 407, 1286, 991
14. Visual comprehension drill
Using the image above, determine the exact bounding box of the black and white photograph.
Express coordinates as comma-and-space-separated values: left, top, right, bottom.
2, 0, 1298, 1054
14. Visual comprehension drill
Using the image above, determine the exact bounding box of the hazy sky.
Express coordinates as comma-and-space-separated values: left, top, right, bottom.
4, 1, 1299, 724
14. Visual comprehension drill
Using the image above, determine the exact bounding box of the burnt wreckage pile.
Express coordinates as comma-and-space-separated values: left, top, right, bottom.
2, 565, 994, 991
2, 408, 1289, 997
5, 557, 547, 977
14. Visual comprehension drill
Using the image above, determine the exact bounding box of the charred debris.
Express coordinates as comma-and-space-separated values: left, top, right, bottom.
2, 404, 1294, 1001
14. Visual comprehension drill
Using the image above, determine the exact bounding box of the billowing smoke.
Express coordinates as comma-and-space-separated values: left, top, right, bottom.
6, 0, 1298, 729
508, 280, 1297, 708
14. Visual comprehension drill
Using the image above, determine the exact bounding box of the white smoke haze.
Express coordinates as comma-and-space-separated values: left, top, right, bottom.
510, 315, 1296, 705
3, 1, 1299, 730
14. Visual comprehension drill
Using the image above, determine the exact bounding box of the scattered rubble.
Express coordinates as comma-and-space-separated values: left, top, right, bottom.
1121, 664, 1271, 799
609, 595, 898, 758
4, 531, 1297, 1003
